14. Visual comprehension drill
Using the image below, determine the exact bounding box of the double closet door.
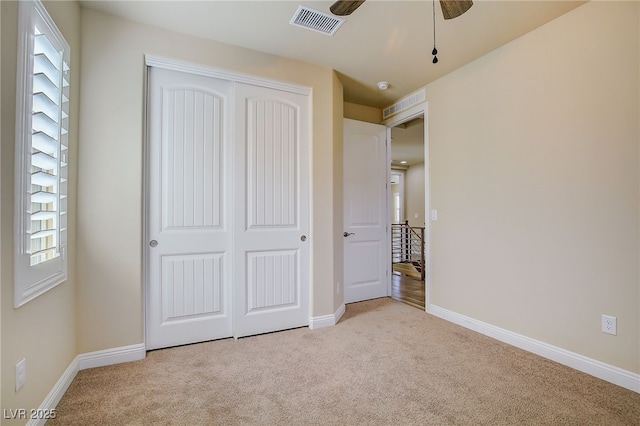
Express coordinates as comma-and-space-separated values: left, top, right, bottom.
146, 66, 310, 350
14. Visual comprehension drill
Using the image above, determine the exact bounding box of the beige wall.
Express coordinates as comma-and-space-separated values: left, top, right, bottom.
1, 0, 80, 422
425, 1, 639, 373
405, 163, 425, 228
344, 102, 382, 124
77, 8, 342, 353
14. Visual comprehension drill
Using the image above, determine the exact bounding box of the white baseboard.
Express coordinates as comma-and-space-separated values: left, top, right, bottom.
427, 304, 640, 394
309, 303, 346, 329
28, 343, 147, 425
77, 343, 146, 370
27, 357, 79, 426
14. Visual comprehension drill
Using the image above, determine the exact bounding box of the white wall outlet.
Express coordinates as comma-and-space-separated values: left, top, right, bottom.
601, 315, 617, 335
336, 282, 341, 295
16, 358, 26, 392
431, 209, 438, 221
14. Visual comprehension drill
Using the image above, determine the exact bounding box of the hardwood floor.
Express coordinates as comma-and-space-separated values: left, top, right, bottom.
391, 272, 425, 310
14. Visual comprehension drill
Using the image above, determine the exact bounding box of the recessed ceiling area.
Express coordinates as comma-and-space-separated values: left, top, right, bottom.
79, 0, 585, 109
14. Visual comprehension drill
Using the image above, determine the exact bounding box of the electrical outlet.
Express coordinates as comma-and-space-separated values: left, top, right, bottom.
336, 282, 341, 295
16, 359, 26, 392
602, 315, 617, 336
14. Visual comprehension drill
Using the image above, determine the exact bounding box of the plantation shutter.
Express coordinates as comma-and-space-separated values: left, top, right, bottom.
15, 0, 70, 307
30, 26, 69, 266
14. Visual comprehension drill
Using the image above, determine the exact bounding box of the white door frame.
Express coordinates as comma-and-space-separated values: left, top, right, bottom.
383, 102, 430, 310
142, 55, 312, 348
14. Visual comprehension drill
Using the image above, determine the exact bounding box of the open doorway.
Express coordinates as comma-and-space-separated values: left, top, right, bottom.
389, 116, 426, 310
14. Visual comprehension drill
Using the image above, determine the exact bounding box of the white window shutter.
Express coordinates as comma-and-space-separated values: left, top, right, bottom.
14, 0, 70, 307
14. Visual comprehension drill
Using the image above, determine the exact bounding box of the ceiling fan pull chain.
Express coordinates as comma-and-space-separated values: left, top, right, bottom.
432, 0, 439, 64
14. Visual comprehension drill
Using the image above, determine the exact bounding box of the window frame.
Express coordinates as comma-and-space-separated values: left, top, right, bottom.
14, 0, 70, 308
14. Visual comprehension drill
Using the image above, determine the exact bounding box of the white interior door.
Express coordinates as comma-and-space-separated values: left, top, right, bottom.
147, 67, 233, 350
343, 118, 389, 303
233, 83, 310, 338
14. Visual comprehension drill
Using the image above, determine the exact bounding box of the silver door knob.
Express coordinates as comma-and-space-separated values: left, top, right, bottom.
343, 232, 355, 237
300, 235, 307, 242
149, 240, 158, 248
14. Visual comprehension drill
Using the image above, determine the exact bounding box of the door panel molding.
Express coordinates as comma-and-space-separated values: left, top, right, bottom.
246, 249, 298, 313
160, 86, 226, 231
245, 98, 299, 229
160, 253, 225, 322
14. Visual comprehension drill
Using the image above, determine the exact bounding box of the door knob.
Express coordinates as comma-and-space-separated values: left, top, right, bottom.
300, 235, 307, 241
149, 240, 158, 248
343, 232, 355, 237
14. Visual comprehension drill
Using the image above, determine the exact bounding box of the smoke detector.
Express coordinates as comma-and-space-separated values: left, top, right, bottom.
377, 81, 390, 91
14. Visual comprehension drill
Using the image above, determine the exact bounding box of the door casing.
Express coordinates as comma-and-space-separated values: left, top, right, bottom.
383, 103, 430, 310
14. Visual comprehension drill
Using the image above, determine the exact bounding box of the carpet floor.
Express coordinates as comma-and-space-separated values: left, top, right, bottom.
49, 298, 639, 425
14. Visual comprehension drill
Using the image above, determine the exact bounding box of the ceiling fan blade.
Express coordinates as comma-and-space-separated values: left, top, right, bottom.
330, 0, 366, 16
439, 0, 473, 20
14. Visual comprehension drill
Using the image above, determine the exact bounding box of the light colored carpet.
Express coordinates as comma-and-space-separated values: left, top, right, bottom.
49, 298, 639, 425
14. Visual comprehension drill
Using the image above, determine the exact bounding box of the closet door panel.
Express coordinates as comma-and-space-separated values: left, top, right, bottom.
147, 67, 233, 350
233, 83, 310, 338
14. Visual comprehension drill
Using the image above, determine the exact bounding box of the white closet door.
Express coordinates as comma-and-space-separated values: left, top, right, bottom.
233, 83, 310, 338
146, 67, 233, 350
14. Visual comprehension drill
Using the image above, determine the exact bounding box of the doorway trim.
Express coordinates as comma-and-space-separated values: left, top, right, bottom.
383, 101, 430, 310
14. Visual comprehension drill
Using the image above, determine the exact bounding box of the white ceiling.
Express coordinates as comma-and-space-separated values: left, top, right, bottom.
80, 0, 585, 109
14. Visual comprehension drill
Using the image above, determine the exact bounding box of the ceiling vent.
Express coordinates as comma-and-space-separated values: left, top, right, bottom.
383, 89, 427, 120
290, 5, 345, 36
